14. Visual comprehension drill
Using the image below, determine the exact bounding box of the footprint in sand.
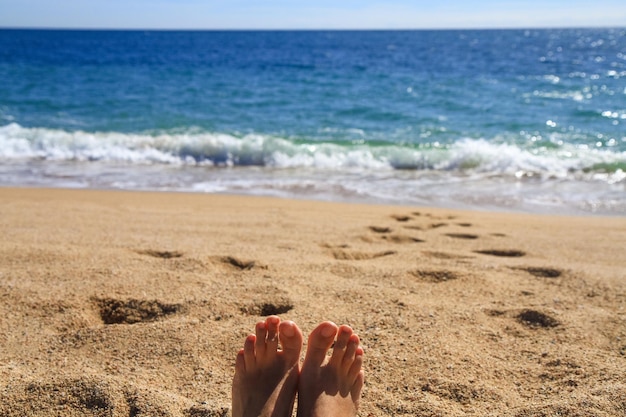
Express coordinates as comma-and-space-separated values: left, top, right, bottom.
94, 298, 182, 325
240, 297, 294, 316
210, 256, 261, 271
136, 249, 183, 259
514, 266, 563, 278
516, 309, 560, 328
7, 378, 117, 413
381, 235, 424, 244
485, 308, 560, 329
409, 269, 460, 283
330, 263, 364, 279
369, 226, 392, 233
422, 251, 475, 260
420, 378, 499, 405
391, 214, 412, 222
474, 249, 526, 257
135, 249, 215, 273
322, 243, 397, 260
331, 248, 397, 261
445, 233, 479, 240
402, 223, 447, 231
403, 225, 424, 231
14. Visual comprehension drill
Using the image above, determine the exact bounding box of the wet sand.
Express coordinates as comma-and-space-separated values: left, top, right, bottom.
0, 187, 624, 416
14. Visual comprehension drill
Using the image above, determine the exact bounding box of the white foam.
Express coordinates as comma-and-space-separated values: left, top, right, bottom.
1, 123, 624, 183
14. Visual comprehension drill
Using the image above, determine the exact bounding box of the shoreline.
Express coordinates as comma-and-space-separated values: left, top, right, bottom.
1, 186, 624, 416
2, 184, 624, 219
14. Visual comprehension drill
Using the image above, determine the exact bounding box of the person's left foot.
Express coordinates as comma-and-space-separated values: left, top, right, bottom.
232, 316, 303, 417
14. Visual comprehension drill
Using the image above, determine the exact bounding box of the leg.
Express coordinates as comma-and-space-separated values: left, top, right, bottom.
297, 322, 364, 417
232, 316, 303, 417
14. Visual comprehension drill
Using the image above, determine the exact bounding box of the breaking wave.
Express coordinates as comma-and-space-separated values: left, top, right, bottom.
1, 123, 624, 183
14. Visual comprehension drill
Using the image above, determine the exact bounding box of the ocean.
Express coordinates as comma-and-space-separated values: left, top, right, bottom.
1, 28, 624, 215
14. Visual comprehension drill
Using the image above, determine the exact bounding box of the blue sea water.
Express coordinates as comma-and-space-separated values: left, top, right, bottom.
0, 28, 625, 214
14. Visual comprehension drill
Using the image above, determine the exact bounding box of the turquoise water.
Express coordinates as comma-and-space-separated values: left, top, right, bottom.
1, 29, 624, 214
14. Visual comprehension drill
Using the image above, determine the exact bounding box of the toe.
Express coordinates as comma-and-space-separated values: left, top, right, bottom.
278, 320, 303, 364
243, 334, 256, 371
329, 325, 353, 367
340, 334, 360, 372
351, 369, 365, 402
303, 321, 338, 368
347, 351, 363, 385
264, 316, 280, 358
254, 321, 268, 358
235, 348, 246, 373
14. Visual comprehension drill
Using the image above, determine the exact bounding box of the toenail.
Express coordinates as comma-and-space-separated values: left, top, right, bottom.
321, 324, 336, 337
282, 324, 295, 337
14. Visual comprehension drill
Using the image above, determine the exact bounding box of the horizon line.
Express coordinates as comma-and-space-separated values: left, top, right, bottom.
1, 25, 624, 32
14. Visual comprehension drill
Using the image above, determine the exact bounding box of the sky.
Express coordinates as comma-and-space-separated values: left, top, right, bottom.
0, 0, 625, 30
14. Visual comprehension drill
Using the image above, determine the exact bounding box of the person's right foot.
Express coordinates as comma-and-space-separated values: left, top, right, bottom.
297, 322, 364, 417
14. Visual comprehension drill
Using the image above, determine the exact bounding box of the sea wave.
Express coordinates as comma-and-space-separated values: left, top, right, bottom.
1, 123, 624, 182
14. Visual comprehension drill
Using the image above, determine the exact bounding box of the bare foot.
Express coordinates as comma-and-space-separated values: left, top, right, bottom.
232, 316, 303, 417
297, 322, 364, 417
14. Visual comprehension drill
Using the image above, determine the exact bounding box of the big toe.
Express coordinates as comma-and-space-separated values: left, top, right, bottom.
303, 321, 338, 368
278, 320, 303, 364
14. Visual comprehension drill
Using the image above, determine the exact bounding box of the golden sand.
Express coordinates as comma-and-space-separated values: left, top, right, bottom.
0, 187, 624, 416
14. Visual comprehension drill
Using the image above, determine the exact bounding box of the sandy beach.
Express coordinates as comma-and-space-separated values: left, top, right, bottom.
0, 187, 624, 416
